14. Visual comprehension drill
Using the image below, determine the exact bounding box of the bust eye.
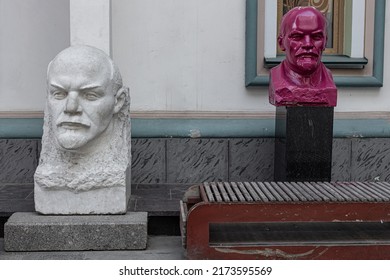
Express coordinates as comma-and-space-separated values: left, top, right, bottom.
290, 34, 303, 41
312, 34, 324, 40
51, 91, 67, 100
84, 91, 100, 101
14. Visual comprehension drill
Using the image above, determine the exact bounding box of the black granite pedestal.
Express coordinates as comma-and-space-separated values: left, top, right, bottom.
274, 106, 334, 182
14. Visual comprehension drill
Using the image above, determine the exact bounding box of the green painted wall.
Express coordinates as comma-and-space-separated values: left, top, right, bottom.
2, 118, 390, 139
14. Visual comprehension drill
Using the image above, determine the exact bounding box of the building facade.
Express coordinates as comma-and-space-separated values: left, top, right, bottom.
1, 0, 390, 185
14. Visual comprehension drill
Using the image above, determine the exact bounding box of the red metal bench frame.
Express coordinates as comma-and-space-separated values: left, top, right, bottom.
180, 182, 390, 260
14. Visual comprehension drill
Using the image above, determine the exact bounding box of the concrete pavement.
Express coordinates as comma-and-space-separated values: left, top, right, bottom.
0, 236, 186, 260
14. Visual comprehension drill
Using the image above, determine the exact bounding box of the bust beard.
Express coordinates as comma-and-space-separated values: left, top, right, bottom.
34, 104, 131, 193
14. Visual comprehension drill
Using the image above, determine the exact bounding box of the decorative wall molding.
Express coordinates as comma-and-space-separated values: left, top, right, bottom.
2, 110, 390, 120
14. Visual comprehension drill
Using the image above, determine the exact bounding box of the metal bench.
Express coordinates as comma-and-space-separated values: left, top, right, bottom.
180, 181, 390, 259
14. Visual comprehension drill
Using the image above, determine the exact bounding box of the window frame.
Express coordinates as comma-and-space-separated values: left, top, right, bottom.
245, 0, 385, 87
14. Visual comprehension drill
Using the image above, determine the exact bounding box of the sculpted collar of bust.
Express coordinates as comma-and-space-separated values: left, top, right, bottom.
278, 6, 327, 77
46, 45, 128, 153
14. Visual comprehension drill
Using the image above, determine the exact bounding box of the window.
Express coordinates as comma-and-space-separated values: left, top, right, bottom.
245, 0, 385, 87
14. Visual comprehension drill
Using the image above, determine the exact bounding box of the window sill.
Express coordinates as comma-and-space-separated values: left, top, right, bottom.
264, 55, 368, 69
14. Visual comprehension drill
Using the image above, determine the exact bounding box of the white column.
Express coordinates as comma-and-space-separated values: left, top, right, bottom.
264, 0, 278, 58
350, 0, 365, 58
69, 0, 111, 56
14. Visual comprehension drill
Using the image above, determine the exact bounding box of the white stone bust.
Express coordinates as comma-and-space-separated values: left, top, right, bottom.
34, 45, 131, 214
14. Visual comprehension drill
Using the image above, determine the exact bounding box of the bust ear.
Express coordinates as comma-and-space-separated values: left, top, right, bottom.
278, 35, 286, 51
113, 87, 128, 114
323, 35, 328, 50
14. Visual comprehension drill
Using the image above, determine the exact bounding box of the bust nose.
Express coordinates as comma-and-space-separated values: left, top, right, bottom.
64, 91, 82, 114
302, 35, 314, 49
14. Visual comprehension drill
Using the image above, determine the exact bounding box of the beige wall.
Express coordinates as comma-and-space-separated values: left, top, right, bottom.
112, 0, 390, 114
0, 0, 70, 112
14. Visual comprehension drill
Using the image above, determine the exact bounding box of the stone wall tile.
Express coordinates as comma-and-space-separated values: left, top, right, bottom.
351, 138, 390, 181
0, 140, 39, 184
167, 139, 228, 183
331, 138, 352, 181
131, 139, 166, 184
229, 138, 274, 182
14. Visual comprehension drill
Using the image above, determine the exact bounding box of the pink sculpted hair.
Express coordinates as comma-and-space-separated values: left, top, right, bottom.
279, 6, 328, 37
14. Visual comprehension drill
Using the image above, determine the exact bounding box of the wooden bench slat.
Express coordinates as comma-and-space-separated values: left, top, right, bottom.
350, 182, 379, 202
378, 182, 390, 187
378, 182, 390, 193
244, 182, 261, 201
270, 182, 293, 201
250, 182, 270, 202
256, 182, 277, 202
311, 182, 339, 202
322, 182, 353, 202
303, 182, 330, 201
223, 182, 238, 202
331, 182, 361, 202
358, 182, 390, 201
264, 182, 285, 202
295, 182, 323, 201
350, 182, 383, 202
373, 182, 390, 197
217, 182, 231, 202
364, 182, 390, 201
230, 182, 246, 201
275, 182, 300, 201
336, 182, 368, 202
203, 182, 215, 202
289, 182, 316, 201
210, 182, 223, 202
346, 182, 376, 202
237, 182, 254, 201
283, 182, 309, 201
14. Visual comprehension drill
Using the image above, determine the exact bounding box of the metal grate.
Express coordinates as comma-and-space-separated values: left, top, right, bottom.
201, 182, 390, 203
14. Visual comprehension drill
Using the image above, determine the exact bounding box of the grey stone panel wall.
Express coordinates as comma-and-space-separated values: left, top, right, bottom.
229, 138, 274, 182
166, 139, 228, 183
351, 138, 390, 181
131, 139, 166, 183
0, 140, 39, 184
331, 139, 352, 181
2, 138, 390, 185
0, 183, 35, 213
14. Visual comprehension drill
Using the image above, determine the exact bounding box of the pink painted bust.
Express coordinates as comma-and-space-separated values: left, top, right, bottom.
269, 7, 337, 107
